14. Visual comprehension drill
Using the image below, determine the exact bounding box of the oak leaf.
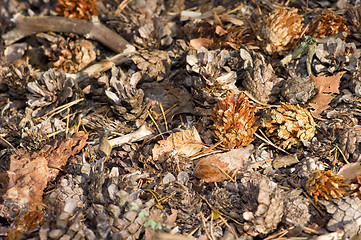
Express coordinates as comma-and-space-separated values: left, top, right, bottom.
309, 71, 344, 118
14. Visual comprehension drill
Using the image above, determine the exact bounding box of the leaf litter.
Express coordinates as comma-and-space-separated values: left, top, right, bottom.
1, 0, 361, 239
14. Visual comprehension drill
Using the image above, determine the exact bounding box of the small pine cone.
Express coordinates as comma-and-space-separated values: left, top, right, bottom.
235, 45, 278, 103
186, 47, 238, 104
346, 5, 361, 41
209, 171, 283, 237
134, 19, 175, 49
295, 157, 326, 179
337, 126, 361, 162
313, 37, 359, 75
131, 50, 171, 82
105, 66, 147, 121
211, 93, 258, 148
262, 103, 316, 149
306, 170, 347, 204
307, 11, 350, 38
27, 69, 78, 117
320, 196, 361, 238
282, 190, 311, 227
280, 73, 316, 104
56, 0, 97, 20
44, 37, 96, 73
0, 61, 34, 99
259, 7, 304, 55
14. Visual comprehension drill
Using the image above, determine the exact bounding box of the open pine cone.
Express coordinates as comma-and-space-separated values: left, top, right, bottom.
307, 11, 350, 39
211, 93, 258, 148
186, 47, 238, 104
258, 7, 304, 55
306, 170, 347, 203
56, 0, 97, 20
262, 103, 316, 149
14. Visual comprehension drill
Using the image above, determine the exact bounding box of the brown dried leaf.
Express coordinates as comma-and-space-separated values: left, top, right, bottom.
309, 72, 344, 118
194, 145, 254, 182
152, 127, 204, 162
0, 132, 88, 234
190, 38, 212, 50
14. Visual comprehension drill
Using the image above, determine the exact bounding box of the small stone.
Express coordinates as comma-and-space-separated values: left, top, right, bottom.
177, 171, 189, 184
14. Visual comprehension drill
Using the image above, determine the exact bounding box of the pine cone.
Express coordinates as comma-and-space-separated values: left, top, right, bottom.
131, 50, 171, 82
258, 7, 304, 55
295, 157, 326, 179
0, 61, 34, 99
346, 5, 361, 41
134, 19, 175, 49
262, 103, 316, 149
282, 190, 311, 227
56, 0, 97, 20
236, 45, 278, 103
280, 73, 316, 104
209, 171, 284, 237
186, 47, 238, 104
306, 170, 347, 203
105, 66, 147, 122
211, 93, 258, 148
337, 126, 361, 162
307, 11, 350, 39
321, 196, 361, 238
27, 69, 78, 117
313, 37, 359, 75
43, 36, 96, 73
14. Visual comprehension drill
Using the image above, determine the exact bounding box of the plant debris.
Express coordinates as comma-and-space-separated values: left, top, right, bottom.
1, 0, 361, 239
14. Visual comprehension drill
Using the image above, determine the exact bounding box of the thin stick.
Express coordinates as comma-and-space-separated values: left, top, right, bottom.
212, 163, 237, 183
254, 131, 290, 154
0, 135, 15, 150
148, 109, 164, 140
200, 212, 213, 240
43, 98, 84, 119
159, 103, 168, 132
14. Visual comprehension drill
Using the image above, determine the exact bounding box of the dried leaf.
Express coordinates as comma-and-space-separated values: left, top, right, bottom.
152, 127, 204, 162
190, 38, 212, 50
309, 72, 344, 118
194, 145, 254, 182
0, 132, 88, 236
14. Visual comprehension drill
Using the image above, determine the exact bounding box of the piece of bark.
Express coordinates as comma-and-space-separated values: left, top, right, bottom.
2, 14, 136, 54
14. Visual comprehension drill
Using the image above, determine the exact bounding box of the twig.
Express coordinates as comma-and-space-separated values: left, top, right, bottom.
104, 124, 154, 148
254, 131, 290, 154
3, 14, 136, 54
148, 109, 164, 140
200, 212, 213, 240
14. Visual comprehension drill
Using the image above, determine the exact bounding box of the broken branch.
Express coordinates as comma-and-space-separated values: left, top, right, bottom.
2, 14, 136, 54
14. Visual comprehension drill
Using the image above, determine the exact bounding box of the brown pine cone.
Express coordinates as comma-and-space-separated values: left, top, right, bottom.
131, 50, 171, 82
56, 0, 97, 20
280, 73, 316, 105
258, 7, 304, 55
211, 93, 258, 148
209, 171, 284, 237
105, 66, 147, 122
307, 11, 350, 39
186, 47, 238, 104
282, 190, 312, 227
27, 69, 79, 117
262, 103, 316, 149
236, 45, 278, 103
337, 126, 361, 162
